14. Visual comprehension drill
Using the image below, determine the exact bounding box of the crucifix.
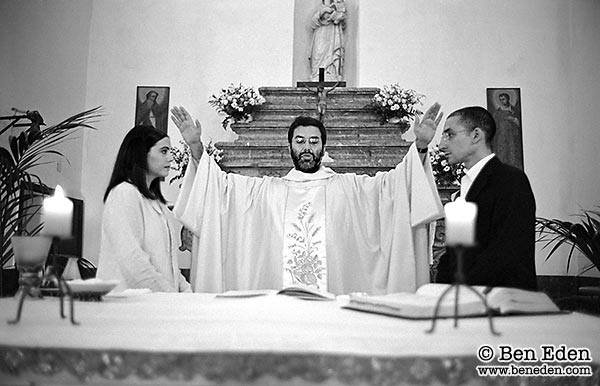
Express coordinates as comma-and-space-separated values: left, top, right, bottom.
297, 68, 346, 122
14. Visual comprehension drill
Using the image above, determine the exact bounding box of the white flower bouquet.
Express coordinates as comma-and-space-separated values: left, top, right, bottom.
429, 145, 465, 187
372, 84, 424, 129
208, 83, 265, 128
170, 140, 223, 185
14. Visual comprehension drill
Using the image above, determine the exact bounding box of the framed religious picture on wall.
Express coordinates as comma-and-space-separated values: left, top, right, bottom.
135, 86, 170, 133
486, 88, 523, 170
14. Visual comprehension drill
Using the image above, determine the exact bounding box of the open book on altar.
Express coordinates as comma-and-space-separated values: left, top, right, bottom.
343, 284, 561, 319
216, 285, 336, 301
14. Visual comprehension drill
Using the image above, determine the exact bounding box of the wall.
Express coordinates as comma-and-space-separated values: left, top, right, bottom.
358, 0, 600, 276
2, 0, 599, 276
0, 0, 93, 198
82, 0, 295, 263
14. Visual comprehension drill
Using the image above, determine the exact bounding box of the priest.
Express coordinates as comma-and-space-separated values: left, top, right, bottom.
171, 103, 444, 295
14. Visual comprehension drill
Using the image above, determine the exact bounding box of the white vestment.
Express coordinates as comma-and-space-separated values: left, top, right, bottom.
174, 144, 443, 295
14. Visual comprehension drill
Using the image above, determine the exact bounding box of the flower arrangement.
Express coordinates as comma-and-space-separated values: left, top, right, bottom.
429, 145, 465, 187
372, 84, 424, 128
208, 83, 265, 129
169, 140, 223, 185
206, 141, 223, 163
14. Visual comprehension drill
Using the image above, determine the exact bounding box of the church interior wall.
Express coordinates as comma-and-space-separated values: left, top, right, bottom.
358, 0, 600, 276
81, 0, 295, 264
0, 0, 93, 198
1, 0, 598, 277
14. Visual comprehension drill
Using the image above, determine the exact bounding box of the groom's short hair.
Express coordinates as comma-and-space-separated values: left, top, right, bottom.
287, 116, 327, 146
448, 106, 496, 146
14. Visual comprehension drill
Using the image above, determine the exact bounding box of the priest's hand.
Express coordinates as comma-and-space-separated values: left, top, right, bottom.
413, 102, 443, 149
170, 106, 204, 161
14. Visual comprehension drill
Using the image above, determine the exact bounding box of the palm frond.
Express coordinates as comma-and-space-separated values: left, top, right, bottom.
536, 207, 600, 275
1, 106, 102, 267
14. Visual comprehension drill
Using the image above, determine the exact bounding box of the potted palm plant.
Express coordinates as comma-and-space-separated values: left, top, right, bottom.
0, 106, 101, 296
536, 208, 600, 275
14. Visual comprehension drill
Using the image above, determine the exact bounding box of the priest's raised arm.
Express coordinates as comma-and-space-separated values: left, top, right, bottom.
171, 105, 444, 295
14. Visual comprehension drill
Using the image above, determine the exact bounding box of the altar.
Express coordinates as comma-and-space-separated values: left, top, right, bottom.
1, 293, 598, 385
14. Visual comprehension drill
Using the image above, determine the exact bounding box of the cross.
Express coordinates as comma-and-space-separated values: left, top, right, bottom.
297, 68, 346, 122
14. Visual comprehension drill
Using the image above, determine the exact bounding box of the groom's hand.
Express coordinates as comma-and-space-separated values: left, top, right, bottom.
170, 106, 204, 161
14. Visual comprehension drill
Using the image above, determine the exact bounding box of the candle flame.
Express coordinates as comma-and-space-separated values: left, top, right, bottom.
54, 185, 65, 198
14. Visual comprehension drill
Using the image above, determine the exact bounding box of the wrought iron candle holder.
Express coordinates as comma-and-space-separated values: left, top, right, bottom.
426, 246, 499, 335
7, 236, 78, 325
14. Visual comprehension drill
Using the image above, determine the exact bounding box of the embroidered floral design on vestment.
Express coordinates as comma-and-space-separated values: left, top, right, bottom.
285, 201, 325, 288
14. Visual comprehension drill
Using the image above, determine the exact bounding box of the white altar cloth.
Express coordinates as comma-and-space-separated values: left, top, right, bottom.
1, 292, 598, 385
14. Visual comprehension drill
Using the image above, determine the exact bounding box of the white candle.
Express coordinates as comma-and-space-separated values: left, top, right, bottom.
444, 197, 477, 247
41, 185, 73, 238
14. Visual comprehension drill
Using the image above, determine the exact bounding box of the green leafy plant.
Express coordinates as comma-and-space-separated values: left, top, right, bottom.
536, 207, 600, 275
0, 107, 102, 274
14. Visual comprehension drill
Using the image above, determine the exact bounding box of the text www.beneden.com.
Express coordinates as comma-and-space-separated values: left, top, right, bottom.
476, 363, 593, 377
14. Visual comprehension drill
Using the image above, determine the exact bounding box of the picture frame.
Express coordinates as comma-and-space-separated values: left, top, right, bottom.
486, 88, 523, 170
134, 86, 170, 133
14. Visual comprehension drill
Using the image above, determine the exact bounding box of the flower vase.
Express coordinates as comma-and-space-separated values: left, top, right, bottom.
233, 114, 253, 124
387, 117, 411, 133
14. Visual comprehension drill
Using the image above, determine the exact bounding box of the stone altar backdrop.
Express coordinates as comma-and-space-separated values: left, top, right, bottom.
215, 86, 453, 281
217, 86, 410, 177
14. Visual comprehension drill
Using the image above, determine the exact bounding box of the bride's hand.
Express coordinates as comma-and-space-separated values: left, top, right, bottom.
170, 106, 204, 160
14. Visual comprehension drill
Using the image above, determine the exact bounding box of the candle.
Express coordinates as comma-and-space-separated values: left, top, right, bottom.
444, 197, 477, 247
41, 185, 73, 238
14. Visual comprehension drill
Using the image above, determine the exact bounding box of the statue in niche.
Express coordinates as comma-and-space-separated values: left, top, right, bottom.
309, 0, 347, 81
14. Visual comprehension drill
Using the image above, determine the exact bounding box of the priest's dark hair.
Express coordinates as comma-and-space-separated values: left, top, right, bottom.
104, 125, 168, 204
447, 106, 496, 147
287, 116, 327, 146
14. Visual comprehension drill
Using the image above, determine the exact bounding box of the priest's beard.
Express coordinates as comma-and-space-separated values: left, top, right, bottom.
291, 148, 324, 173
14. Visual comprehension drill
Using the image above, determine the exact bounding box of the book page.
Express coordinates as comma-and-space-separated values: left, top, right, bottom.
277, 285, 336, 301
417, 284, 560, 315
345, 285, 561, 319
346, 292, 487, 319
416, 284, 491, 304
216, 289, 278, 298
487, 287, 560, 314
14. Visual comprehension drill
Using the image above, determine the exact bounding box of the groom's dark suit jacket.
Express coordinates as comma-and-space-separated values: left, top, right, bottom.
436, 156, 537, 290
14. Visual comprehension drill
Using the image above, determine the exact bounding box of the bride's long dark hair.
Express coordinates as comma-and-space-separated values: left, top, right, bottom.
104, 125, 168, 203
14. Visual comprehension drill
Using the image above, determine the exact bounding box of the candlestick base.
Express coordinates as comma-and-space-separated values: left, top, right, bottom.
8, 267, 79, 325
7, 236, 79, 325
426, 246, 500, 335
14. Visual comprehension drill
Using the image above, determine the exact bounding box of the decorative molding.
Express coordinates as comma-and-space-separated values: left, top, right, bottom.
2, 346, 596, 385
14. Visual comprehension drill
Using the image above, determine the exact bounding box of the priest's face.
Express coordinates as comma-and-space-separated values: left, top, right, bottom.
289, 125, 325, 173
